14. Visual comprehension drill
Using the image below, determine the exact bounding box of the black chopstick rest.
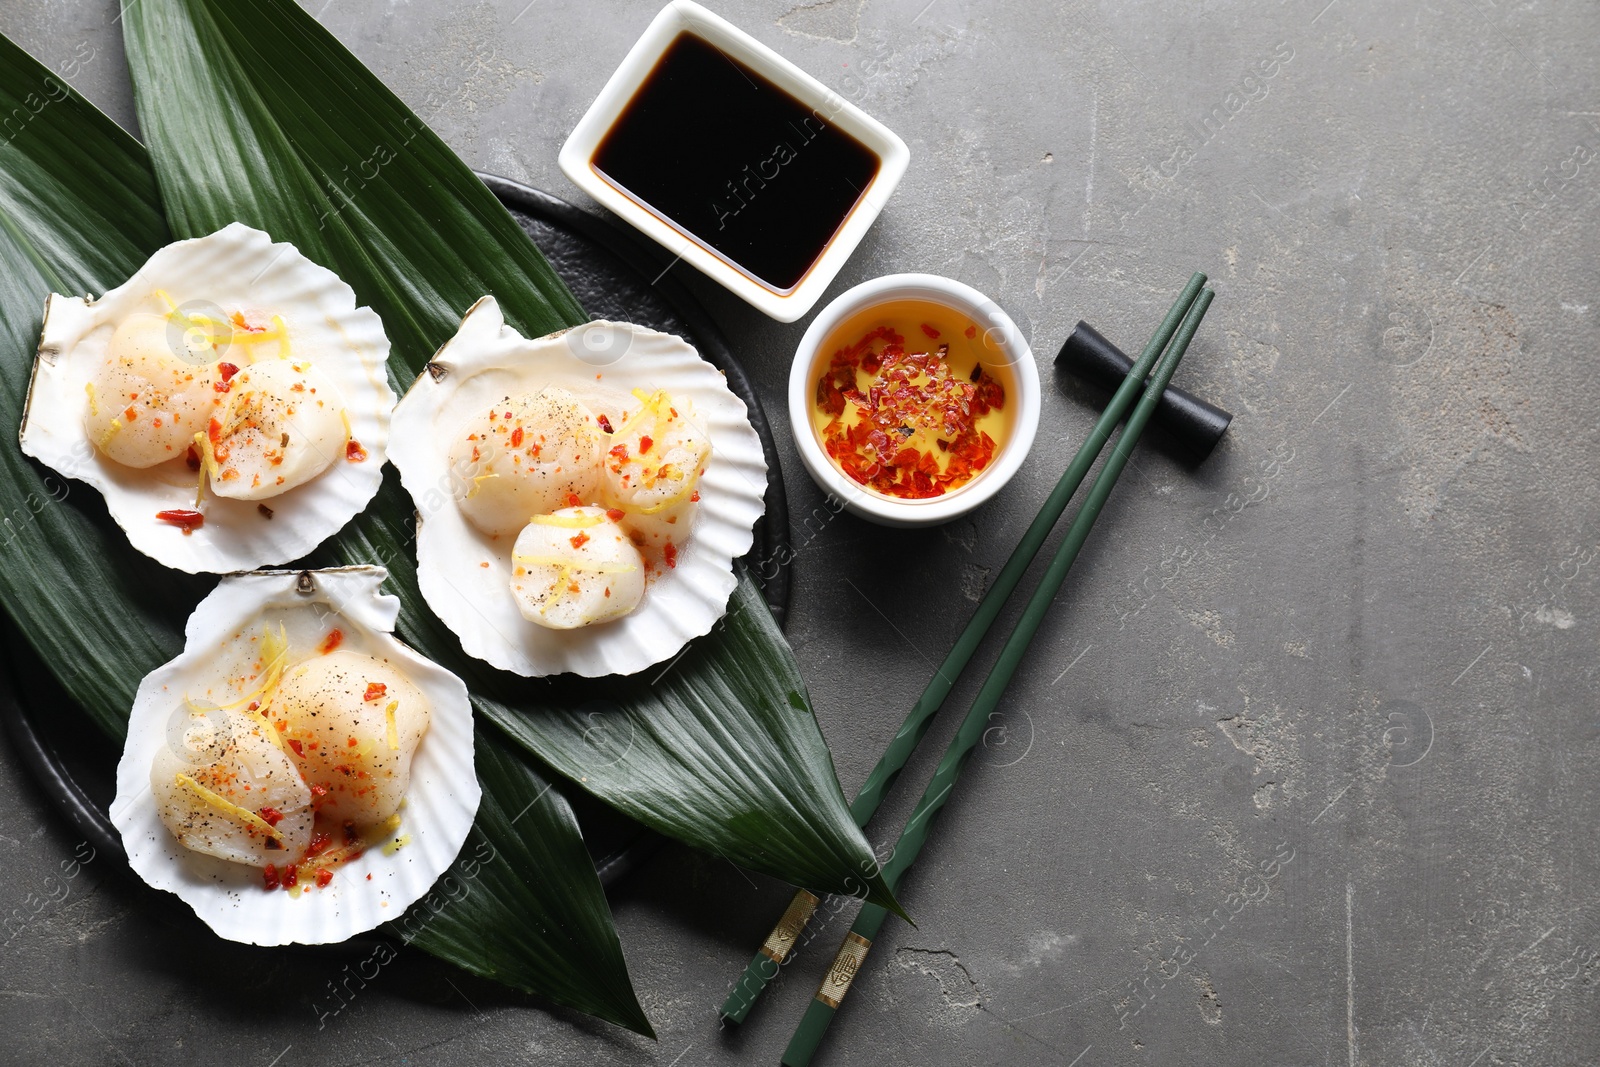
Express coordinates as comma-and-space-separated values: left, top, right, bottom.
1056, 320, 1233, 462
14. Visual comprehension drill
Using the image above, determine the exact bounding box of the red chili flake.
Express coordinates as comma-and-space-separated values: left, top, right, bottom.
510, 426, 524, 448
690, 490, 700, 503
604, 508, 625, 522
964, 324, 978, 339
315, 868, 334, 888
570, 531, 591, 549
307, 832, 332, 857
813, 327, 1002, 500
566, 492, 584, 507
363, 682, 387, 702
920, 323, 940, 339
263, 864, 280, 890
258, 807, 284, 827
207, 417, 222, 444
185, 445, 201, 471
320, 629, 343, 654
218, 362, 240, 382
596, 414, 614, 434
609, 444, 629, 462
287, 739, 304, 758
345, 439, 368, 461
310, 783, 328, 798
283, 864, 299, 888
663, 543, 678, 569
155, 509, 205, 534
639, 435, 654, 454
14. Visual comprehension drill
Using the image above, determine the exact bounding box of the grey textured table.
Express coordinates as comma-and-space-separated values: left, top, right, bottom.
2, 2, 1596, 1065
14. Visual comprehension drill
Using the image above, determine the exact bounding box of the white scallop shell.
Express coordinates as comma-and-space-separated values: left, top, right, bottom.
389, 298, 767, 677
20, 223, 394, 573
111, 567, 479, 946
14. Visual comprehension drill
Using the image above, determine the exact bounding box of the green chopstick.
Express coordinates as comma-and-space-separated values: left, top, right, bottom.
781, 288, 1215, 1067
718, 272, 1208, 1025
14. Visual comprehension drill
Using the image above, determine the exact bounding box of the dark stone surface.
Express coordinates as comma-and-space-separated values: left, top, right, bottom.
1, 1, 1596, 1065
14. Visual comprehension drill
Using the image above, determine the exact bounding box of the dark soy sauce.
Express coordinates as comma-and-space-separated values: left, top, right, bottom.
591, 32, 880, 293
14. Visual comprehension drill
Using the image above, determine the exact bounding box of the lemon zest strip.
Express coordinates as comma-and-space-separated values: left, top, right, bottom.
192, 430, 221, 505
270, 314, 290, 359
610, 470, 698, 516
181, 623, 290, 750
614, 388, 673, 442
513, 554, 638, 574
219, 390, 261, 440
158, 293, 288, 348
299, 814, 400, 874
606, 388, 705, 512
174, 772, 284, 842
384, 700, 399, 751
540, 566, 572, 614
526, 512, 604, 528
464, 471, 497, 499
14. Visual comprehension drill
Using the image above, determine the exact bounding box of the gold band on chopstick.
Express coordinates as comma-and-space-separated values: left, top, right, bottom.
815, 932, 872, 1008
760, 889, 821, 963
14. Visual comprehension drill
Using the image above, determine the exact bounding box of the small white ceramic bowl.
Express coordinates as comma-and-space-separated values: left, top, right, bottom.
789, 274, 1041, 528
558, 0, 910, 324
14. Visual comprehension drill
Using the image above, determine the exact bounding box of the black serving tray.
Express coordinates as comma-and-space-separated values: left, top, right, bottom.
0, 176, 791, 892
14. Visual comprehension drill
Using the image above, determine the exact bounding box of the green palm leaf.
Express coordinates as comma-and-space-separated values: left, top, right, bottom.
403, 726, 653, 1035
0, 34, 648, 1033
119, 0, 901, 917
0, 43, 189, 734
